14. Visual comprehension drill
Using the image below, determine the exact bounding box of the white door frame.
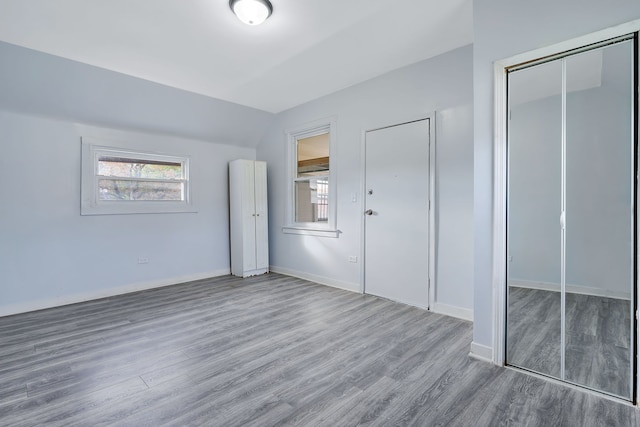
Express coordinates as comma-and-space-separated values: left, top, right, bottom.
492, 19, 640, 403
359, 113, 437, 310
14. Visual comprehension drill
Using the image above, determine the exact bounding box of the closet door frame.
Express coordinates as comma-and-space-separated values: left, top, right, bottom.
492, 19, 640, 403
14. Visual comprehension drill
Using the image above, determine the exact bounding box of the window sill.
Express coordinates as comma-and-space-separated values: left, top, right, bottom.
282, 226, 340, 238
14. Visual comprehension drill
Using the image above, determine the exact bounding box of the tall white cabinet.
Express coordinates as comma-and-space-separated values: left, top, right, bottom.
229, 159, 269, 277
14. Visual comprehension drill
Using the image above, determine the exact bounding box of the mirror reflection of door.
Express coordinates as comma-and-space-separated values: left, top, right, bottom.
506, 37, 635, 400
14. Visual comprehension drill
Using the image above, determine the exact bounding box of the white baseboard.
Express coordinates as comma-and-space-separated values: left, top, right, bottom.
431, 302, 473, 322
0, 269, 231, 317
509, 279, 631, 300
469, 341, 493, 363
270, 265, 360, 293
270, 267, 474, 323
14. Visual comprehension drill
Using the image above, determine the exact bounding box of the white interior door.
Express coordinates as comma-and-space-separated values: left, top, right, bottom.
364, 119, 430, 308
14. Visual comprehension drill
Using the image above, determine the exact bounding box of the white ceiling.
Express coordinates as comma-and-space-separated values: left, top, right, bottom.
0, 0, 473, 113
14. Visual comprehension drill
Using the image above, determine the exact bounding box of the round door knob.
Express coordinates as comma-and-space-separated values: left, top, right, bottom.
365, 209, 373, 216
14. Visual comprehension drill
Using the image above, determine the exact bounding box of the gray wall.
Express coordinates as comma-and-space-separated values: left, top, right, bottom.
508, 94, 562, 287
257, 45, 474, 316
0, 111, 255, 315
509, 87, 632, 298
0, 42, 268, 315
0, 41, 475, 318
473, 1, 640, 349
0, 41, 273, 147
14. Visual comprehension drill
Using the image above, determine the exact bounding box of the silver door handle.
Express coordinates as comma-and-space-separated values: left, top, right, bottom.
365, 209, 373, 216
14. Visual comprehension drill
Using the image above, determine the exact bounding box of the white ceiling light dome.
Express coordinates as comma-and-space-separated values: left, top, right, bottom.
229, 0, 273, 26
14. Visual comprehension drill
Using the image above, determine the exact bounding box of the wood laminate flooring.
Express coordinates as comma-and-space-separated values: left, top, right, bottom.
507, 287, 632, 399
1, 274, 638, 426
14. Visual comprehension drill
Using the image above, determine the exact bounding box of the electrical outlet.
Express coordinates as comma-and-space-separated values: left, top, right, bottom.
138, 256, 149, 264
348, 256, 358, 263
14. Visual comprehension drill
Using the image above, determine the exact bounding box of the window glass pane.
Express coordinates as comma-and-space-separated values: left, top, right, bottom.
297, 133, 329, 177
295, 178, 329, 223
98, 157, 183, 180
99, 179, 184, 201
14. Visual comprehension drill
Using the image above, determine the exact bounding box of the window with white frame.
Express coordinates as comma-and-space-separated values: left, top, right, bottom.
81, 138, 193, 215
284, 119, 338, 237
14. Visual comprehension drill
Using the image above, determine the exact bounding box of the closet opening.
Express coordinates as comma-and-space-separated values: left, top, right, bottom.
504, 33, 638, 401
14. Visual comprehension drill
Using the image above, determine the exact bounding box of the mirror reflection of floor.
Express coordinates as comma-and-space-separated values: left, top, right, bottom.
506, 287, 631, 399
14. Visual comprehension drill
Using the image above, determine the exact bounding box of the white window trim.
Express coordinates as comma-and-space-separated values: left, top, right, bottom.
81, 137, 195, 215
283, 117, 339, 238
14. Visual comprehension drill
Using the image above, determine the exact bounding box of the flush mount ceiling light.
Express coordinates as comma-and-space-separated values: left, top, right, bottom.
229, 0, 273, 26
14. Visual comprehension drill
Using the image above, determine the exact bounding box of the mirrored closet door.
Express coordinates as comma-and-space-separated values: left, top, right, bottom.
506, 36, 636, 400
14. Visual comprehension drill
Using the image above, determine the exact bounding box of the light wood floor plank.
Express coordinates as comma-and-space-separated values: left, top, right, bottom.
507, 287, 632, 398
0, 273, 638, 426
